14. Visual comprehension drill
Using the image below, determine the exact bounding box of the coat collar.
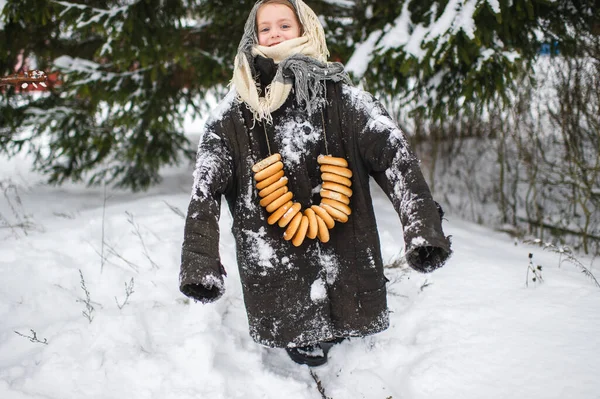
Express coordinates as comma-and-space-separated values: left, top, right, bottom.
254, 55, 278, 90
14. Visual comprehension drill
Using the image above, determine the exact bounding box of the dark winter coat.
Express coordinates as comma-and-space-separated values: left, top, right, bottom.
180, 59, 451, 348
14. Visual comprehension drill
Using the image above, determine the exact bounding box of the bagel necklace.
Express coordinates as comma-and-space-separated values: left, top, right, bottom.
252, 110, 353, 247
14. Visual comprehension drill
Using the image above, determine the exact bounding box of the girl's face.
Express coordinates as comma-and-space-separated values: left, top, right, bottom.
256, 4, 301, 47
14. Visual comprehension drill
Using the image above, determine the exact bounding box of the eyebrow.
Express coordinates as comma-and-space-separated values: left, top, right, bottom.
258, 17, 295, 27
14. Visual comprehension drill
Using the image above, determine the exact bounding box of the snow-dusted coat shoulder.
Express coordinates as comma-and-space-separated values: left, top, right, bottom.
180, 81, 451, 348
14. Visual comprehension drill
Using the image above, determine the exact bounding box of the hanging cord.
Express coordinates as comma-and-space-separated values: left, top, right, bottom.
262, 123, 272, 156
320, 108, 329, 156
321, 82, 330, 156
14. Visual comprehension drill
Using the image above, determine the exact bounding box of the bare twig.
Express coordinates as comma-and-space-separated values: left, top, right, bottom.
115, 278, 135, 309
101, 184, 109, 273
53, 211, 76, 219
104, 242, 141, 273
525, 239, 599, 288
309, 370, 332, 399
14, 329, 48, 345
126, 211, 159, 269
558, 250, 600, 288
525, 253, 544, 287
384, 255, 409, 269
163, 200, 185, 219
0, 179, 39, 237
77, 269, 95, 323
420, 279, 432, 291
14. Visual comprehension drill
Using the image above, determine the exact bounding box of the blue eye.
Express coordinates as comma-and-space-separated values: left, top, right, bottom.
260, 27, 269, 33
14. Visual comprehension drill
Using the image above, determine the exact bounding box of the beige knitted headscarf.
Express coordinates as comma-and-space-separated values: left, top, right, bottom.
231, 0, 351, 123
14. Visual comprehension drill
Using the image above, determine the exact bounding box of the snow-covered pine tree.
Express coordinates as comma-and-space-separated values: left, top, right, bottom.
1, 0, 207, 190
1, 0, 596, 190
0, 0, 354, 190
346, 0, 598, 121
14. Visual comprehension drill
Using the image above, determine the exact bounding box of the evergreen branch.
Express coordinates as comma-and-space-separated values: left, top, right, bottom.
52, 1, 137, 27
52, 55, 150, 87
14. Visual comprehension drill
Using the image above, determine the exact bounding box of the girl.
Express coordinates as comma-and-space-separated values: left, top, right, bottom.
180, 0, 451, 367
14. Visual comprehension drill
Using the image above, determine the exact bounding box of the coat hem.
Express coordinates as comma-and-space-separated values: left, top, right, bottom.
250, 311, 390, 348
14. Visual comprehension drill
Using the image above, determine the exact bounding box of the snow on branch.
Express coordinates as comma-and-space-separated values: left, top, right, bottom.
349, 0, 509, 79
346, 30, 382, 78
52, 0, 140, 56
53, 55, 148, 87
321, 0, 354, 7
52, 0, 135, 28
378, 0, 492, 58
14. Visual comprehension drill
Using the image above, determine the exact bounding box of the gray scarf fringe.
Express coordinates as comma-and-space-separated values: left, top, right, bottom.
278, 54, 351, 114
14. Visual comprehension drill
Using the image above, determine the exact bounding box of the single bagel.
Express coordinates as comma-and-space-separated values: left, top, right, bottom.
256, 170, 284, 190
317, 155, 348, 168
320, 189, 350, 205
320, 202, 349, 223
322, 181, 353, 197
304, 208, 318, 239
259, 186, 288, 208
254, 161, 284, 181
266, 191, 293, 213
277, 202, 302, 228
315, 214, 330, 243
311, 205, 335, 229
320, 164, 353, 178
267, 201, 293, 225
321, 198, 352, 216
292, 215, 309, 247
321, 172, 352, 187
252, 153, 281, 173
283, 212, 303, 241
258, 176, 288, 198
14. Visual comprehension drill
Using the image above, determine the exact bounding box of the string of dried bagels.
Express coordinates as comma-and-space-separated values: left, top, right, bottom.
252, 152, 352, 247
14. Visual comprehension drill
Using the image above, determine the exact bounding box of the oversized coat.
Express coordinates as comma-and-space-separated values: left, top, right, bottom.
180, 66, 451, 348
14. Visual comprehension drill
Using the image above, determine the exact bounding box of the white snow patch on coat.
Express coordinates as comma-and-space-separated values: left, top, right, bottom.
275, 118, 321, 166
190, 91, 236, 202
343, 85, 410, 152
191, 141, 229, 201
366, 247, 377, 268
318, 247, 340, 285
201, 274, 224, 291
310, 279, 327, 302
243, 227, 276, 271
242, 175, 258, 218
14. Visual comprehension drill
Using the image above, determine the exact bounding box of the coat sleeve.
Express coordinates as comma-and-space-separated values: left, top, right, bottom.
349, 87, 452, 272
180, 118, 233, 303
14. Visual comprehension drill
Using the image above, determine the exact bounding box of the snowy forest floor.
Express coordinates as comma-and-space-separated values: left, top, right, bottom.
1, 148, 600, 399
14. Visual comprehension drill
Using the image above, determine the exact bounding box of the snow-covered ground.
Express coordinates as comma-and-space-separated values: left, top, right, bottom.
1, 142, 600, 399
